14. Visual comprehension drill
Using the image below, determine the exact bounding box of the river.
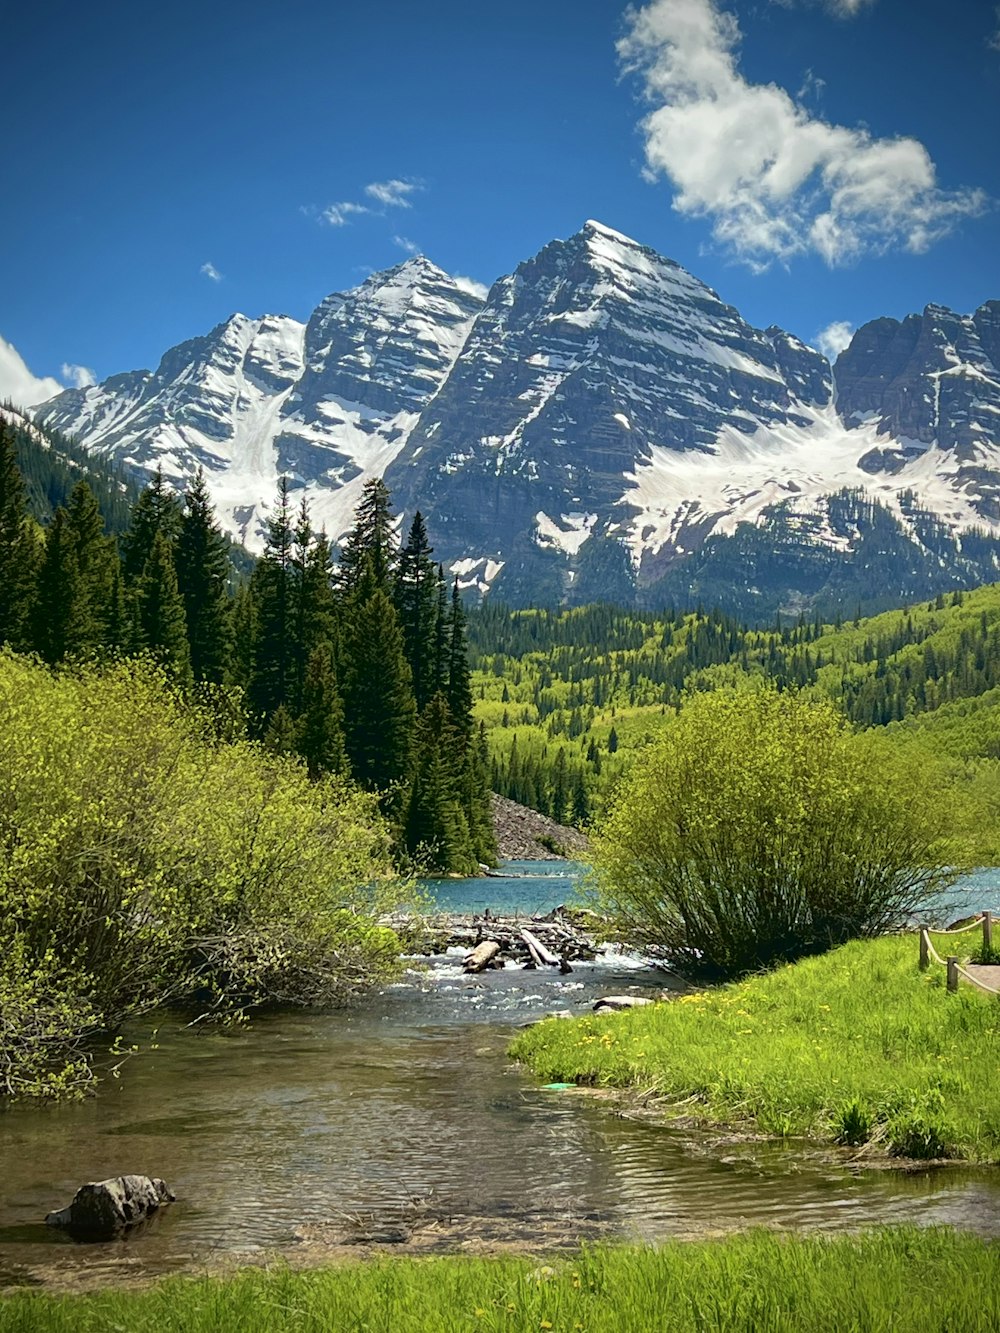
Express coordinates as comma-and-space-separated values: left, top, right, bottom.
2, 862, 999, 1289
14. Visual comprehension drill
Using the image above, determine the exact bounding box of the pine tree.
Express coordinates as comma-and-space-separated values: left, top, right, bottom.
550, 747, 569, 823
0, 422, 38, 650
297, 641, 347, 779
248, 477, 296, 721
228, 581, 257, 694
65, 481, 119, 649
464, 721, 498, 864
337, 479, 396, 596
135, 529, 191, 681
395, 511, 440, 710
263, 703, 298, 757
405, 694, 476, 873
446, 579, 474, 739
176, 468, 231, 682
33, 507, 87, 663
121, 467, 182, 582
341, 561, 416, 806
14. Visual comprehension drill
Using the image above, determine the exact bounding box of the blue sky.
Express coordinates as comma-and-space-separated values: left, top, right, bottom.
2, 0, 998, 402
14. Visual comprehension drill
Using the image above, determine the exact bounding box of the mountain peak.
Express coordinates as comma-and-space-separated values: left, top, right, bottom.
580, 218, 638, 245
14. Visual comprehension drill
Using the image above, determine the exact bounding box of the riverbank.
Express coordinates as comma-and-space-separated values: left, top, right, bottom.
510, 935, 1000, 1162
2, 1228, 996, 1331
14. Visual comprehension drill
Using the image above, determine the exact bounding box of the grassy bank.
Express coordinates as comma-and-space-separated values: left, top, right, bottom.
2, 1229, 998, 1331
511, 936, 1000, 1160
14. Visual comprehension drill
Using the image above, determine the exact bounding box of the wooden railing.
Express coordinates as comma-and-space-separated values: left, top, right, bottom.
918, 912, 1000, 996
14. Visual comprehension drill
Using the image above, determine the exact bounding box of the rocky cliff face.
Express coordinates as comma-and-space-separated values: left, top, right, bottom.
387, 221, 831, 591
833, 301, 1000, 523
35, 224, 1000, 618
40, 260, 484, 547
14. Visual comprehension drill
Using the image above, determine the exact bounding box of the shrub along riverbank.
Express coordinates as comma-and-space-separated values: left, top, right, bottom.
511, 935, 1000, 1161
2, 1229, 997, 1331
0, 652, 407, 1101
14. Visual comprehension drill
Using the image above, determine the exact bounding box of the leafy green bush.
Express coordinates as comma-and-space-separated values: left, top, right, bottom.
590, 688, 957, 975
0, 652, 407, 1098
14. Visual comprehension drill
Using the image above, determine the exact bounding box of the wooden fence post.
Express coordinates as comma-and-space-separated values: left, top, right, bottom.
919, 930, 930, 971
947, 956, 959, 993
984, 912, 993, 957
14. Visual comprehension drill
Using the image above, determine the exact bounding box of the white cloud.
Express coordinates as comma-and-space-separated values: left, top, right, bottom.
619, 0, 986, 268
365, 178, 419, 209
990, 6, 1000, 52
200, 261, 223, 282
815, 319, 854, 361
60, 362, 96, 388
774, 0, 875, 15
392, 234, 420, 255
0, 335, 63, 407
321, 201, 371, 227
316, 179, 423, 229
453, 274, 490, 301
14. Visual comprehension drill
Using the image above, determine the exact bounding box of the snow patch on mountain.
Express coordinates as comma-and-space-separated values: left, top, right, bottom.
624, 403, 989, 564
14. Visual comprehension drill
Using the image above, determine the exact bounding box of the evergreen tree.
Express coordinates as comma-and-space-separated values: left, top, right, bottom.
550, 747, 569, 823
446, 579, 474, 739
33, 507, 87, 663
135, 529, 191, 681
464, 721, 498, 864
121, 467, 182, 582
297, 641, 347, 780
395, 511, 440, 710
263, 703, 298, 756
248, 477, 296, 720
65, 481, 119, 649
176, 469, 231, 683
294, 517, 338, 710
0, 422, 38, 650
337, 479, 396, 596
228, 582, 257, 694
405, 694, 476, 873
341, 561, 416, 807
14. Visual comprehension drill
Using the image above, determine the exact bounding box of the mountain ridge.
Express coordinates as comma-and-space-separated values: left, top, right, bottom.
34, 222, 1000, 617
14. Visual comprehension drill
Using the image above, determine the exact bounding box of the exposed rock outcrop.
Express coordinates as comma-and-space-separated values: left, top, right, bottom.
491, 793, 588, 861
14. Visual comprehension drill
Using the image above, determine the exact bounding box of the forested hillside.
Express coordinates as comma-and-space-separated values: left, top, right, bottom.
470, 589, 1000, 846
0, 419, 493, 875
2, 403, 140, 534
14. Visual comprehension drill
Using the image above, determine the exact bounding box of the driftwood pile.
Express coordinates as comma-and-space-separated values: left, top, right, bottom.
391, 905, 606, 974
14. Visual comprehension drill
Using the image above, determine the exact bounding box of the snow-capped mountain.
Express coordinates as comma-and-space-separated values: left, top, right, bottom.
39, 259, 484, 547
35, 225, 1000, 617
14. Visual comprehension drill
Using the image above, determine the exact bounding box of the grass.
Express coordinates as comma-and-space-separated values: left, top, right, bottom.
510, 936, 1000, 1160
2, 1229, 998, 1332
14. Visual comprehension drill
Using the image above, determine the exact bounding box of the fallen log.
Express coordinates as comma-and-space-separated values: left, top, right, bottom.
464, 940, 503, 973
521, 927, 561, 968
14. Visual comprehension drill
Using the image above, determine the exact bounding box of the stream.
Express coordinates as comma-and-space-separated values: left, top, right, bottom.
2, 861, 1000, 1288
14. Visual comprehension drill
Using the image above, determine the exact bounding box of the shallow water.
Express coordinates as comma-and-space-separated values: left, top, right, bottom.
2, 862, 999, 1288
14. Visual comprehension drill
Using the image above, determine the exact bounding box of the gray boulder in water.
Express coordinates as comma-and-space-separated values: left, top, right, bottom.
45, 1174, 175, 1236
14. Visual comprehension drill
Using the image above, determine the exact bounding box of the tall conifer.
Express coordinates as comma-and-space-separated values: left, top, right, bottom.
337, 479, 395, 596
121, 467, 182, 582
135, 529, 191, 681
33, 508, 87, 663
0, 422, 37, 650
297, 641, 347, 779
248, 477, 295, 720
176, 469, 231, 683
341, 561, 415, 806
395, 511, 440, 710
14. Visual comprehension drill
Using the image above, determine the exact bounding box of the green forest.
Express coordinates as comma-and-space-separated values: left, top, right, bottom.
470, 591, 1000, 856
0, 417, 494, 877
